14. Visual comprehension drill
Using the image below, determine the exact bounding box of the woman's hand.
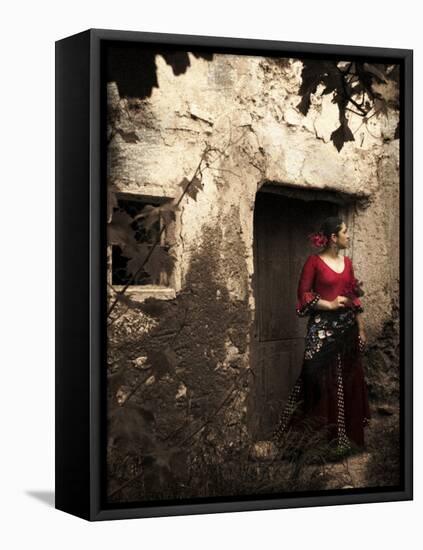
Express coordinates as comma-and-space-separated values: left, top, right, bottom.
331, 295, 353, 310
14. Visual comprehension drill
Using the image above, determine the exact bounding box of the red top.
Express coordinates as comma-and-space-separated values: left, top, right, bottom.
296, 254, 363, 317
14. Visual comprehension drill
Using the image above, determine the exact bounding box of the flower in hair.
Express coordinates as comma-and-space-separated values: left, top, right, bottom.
308, 231, 328, 248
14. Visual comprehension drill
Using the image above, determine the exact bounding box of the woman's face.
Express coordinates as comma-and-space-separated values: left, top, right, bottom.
333, 222, 349, 249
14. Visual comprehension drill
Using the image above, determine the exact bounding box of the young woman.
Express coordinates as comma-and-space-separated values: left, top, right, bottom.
273, 217, 371, 456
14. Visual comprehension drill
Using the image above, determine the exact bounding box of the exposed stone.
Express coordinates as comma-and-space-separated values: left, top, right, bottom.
175, 383, 187, 400
249, 440, 278, 461
106, 52, 400, 501
132, 355, 149, 369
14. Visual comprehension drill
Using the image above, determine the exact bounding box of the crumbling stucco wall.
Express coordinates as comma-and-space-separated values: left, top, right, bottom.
107, 52, 400, 458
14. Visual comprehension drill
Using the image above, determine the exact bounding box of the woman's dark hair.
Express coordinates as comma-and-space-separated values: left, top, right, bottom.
319, 216, 344, 241
308, 216, 344, 248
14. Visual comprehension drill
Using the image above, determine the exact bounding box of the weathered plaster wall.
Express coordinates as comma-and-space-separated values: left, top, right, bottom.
107, 52, 400, 458
108, 52, 399, 315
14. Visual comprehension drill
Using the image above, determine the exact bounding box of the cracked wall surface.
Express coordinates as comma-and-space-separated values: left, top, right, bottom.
107, 51, 400, 471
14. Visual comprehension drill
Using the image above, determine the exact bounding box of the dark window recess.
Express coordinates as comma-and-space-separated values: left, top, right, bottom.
111, 197, 170, 286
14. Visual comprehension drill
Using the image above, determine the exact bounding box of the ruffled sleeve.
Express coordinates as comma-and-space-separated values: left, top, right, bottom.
296, 255, 321, 317
348, 258, 364, 313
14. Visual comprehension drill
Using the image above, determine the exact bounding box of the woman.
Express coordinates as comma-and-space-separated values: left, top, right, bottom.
273, 217, 371, 457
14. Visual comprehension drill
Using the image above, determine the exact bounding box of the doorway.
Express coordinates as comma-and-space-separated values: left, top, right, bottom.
250, 188, 339, 439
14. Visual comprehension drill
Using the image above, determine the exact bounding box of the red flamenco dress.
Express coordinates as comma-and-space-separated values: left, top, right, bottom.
273, 254, 371, 453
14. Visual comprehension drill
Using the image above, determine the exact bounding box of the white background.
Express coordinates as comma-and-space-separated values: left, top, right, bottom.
1, 0, 420, 547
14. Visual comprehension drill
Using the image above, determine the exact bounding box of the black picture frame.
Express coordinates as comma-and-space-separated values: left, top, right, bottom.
55, 28, 413, 521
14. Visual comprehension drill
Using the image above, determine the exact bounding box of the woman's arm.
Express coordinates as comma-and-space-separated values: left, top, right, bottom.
296, 256, 319, 316
296, 257, 353, 315
315, 298, 333, 310
315, 297, 351, 311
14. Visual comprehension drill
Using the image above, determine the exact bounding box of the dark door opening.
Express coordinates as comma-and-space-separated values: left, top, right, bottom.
250, 190, 338, 439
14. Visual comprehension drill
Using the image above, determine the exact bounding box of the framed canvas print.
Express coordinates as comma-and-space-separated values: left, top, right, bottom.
55, 28, 413, 521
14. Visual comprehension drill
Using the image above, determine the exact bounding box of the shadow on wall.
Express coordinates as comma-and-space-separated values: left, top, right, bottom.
107, 222, 252, 503
106, 43, 214, 99
365, 294, 400, 403
105, 222, 401, 503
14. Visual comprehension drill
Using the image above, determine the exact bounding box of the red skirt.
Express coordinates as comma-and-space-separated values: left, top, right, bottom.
273, 308, 371, 451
